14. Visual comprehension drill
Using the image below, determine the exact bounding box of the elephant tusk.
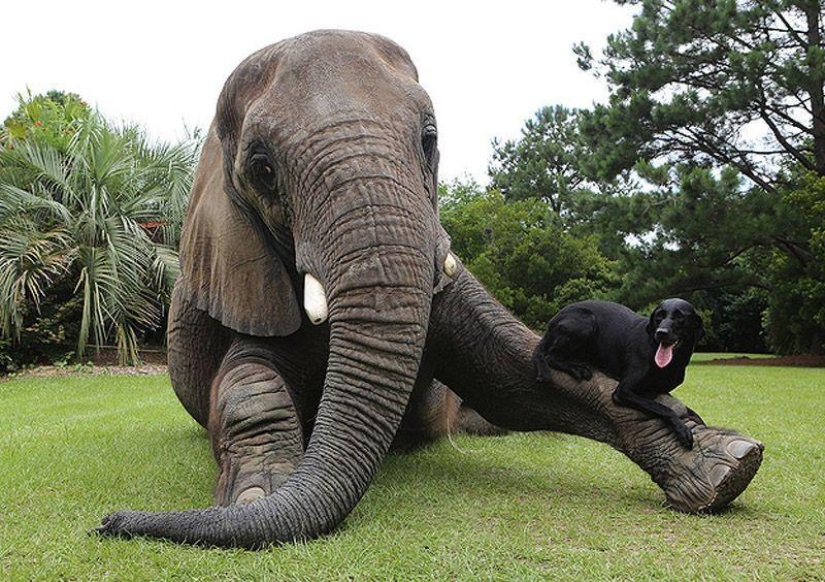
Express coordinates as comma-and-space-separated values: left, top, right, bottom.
443, 253, 457, 278
304, 273, 328, 325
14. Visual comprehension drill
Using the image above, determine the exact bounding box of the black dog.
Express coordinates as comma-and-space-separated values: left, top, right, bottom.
533, 299, 704, 448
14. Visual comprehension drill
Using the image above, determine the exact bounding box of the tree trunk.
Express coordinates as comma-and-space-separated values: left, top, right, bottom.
805, 1, 825, 176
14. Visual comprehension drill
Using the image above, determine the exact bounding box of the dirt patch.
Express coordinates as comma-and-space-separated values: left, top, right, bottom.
4, 363, 167, 381
699, 354, 825, 367
85, 346, 167, 366
1, 347, 168, 382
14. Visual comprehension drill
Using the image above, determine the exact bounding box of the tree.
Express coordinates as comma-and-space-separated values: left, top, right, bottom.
489, 106, 590, 219
439, 180, 616, 329
2, 90, 90, 151
691, 287, 770, 352
0, 92, 198, 366
574, 0, 824, 353
606, 163, 779, 300
762, 170, 825, 353
577, 0, 824, 191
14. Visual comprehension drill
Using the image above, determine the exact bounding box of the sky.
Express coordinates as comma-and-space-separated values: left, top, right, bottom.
2, 1, 636, 185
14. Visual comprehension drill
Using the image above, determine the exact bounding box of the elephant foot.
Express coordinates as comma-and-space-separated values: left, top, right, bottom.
210, 361, 305, 506
606, 392, 764, 513
653, 421, 764, 513
636, 394, 765, 513
455, 403, 509, 436
392, 380, 463, 451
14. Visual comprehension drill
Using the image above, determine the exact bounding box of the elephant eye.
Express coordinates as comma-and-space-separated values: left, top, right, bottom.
248, 151, 277, 192
421, 124, 437, 168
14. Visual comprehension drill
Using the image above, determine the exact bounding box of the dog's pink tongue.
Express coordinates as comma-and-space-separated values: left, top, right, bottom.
655, 343, 673, 368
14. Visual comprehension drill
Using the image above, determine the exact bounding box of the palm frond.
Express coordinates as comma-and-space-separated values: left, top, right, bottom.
1, 101, 196, 363
0, 226, 75, 338
0, 183, 72, 224
151, 244, 181, 296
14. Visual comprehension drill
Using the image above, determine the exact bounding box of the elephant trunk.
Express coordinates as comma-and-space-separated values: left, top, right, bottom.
98, 178, 437, 548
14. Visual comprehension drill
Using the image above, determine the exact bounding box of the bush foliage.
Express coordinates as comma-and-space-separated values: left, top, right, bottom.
0, 91, 198, 369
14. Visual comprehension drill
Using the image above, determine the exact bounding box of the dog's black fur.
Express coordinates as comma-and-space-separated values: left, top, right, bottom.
533, 299, 704, 448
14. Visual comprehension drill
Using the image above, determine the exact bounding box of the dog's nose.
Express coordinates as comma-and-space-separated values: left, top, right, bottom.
655, 328, 671, 342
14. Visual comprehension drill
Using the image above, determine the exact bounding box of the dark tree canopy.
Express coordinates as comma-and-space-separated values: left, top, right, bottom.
559, 0, 825, 353
439, 181, 616, 330
577, 0, 825, 192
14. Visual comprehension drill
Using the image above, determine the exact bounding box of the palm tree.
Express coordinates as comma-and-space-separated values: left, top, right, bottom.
0, 109, 198, 365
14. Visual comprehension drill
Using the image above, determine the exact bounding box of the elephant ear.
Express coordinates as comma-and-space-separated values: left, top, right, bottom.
178, 127, 302, 337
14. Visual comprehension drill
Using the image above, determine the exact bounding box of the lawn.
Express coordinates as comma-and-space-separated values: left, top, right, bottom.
1, 364, 823, 580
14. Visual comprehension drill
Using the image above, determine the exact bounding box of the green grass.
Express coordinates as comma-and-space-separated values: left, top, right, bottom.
1, 365, 823, 581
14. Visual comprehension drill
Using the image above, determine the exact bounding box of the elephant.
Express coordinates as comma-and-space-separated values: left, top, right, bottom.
95, 30, 763, 548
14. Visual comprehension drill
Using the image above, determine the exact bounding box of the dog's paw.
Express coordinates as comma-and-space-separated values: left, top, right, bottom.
533, 358, 592, 383
533, 355, 554, 383
535, 369, 553, 384
675, 421, 695, 449
570, 364, 593, 381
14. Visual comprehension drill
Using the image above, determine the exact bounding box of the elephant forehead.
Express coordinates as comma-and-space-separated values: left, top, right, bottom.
282, 30, 419, 86
259, 39, 428, 125
271, 69, 425, 127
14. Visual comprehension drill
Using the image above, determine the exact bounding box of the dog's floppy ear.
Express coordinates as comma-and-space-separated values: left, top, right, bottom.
177, 128, 301, 337
692, 310, 705, 344
646, 304, 661, 336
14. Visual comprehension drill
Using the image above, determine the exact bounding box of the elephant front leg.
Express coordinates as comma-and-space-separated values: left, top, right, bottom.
429, 268, 763, 513
209, 360, 304, 506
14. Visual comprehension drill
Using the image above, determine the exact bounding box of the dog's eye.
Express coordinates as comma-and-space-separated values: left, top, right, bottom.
673, 311, 684, 320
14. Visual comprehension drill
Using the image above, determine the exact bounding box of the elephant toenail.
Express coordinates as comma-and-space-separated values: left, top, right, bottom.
709, 464, 731, 487
235, 486, 266, 504
727, 440, 756, 460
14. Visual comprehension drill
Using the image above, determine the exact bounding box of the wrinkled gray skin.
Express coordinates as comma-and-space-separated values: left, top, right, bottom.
96, 30, 763, 548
